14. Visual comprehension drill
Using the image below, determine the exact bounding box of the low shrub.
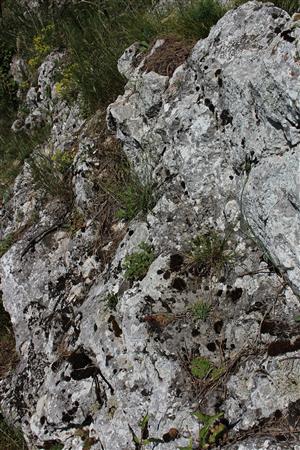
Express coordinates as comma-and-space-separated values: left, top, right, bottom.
123, 242, 155, 281
54, 63, 79, 103
27, 24, 56, 71
179, 411, 226, 449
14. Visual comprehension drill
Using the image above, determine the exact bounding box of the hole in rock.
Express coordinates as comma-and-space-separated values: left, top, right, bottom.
171, 277, 187, 291
214, 320, 223, 334
170, 254, 184, 272
68, 349, 99, 380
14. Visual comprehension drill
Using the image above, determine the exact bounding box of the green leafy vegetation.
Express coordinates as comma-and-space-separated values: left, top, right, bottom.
185, 231, 233, 276
101, 153, 156, 221
129, 414, 163, 448
104, 292, 119, 311
1, 0, 298, 113
166, 0, 227, 40
27, 24, 56, 71
0, 41, 18, 128
179, 411, 226, 450
57, 0, 161, 115
193, 411, 226, 449
54, 63, 79, 103
0, 3, 53, 198
123, 242, 155, 281
5, 0, 288, 116
190, 357, 224, 381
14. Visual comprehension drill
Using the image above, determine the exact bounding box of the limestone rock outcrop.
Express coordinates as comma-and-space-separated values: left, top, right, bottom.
1, 2, 300, 449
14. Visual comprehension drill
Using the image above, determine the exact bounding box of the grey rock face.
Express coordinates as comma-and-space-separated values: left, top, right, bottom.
1, 2, 300, 450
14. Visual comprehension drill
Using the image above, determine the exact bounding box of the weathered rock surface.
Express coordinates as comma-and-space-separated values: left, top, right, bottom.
1, 2, 300, 450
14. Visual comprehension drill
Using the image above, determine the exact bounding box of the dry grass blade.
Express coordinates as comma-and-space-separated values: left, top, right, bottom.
142, 36, 195, 77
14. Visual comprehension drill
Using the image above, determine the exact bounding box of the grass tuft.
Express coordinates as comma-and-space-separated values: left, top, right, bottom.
185, 231, 233, 276
191, 300, 211, 321
29, 148, 74, 200
167, 0, 228, 40
115, 176, 156, 221
0, 413, 27, 450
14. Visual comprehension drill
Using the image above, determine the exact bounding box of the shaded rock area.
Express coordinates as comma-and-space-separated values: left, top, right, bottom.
1, 2, 300, 450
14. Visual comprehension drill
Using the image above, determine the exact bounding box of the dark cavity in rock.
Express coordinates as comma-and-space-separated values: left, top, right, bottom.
68, 349, 99, 380
170, 254, 184, 272
171, 277, 187, 291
